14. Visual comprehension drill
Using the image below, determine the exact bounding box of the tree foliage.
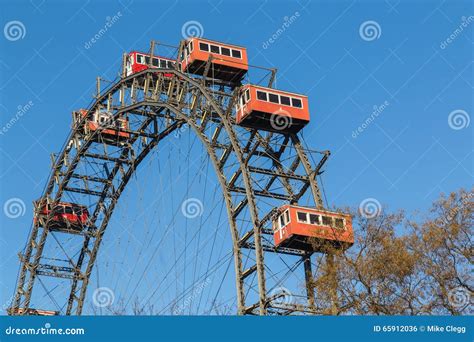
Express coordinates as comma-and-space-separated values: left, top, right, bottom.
312, 188, 473, 315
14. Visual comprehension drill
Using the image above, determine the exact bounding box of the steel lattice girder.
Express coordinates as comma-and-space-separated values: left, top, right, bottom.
11, 62, 327, 316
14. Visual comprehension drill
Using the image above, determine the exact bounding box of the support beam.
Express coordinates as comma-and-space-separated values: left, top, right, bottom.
303, 254, 316, 312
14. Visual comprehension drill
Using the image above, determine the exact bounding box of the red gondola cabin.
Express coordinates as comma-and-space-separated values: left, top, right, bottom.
272, 205, 353, 252
126, 51, 176, 77
180, 38, 248, 84
34, 200, 90, 233
235, 85, 310, 133
74, 109, 130, 145
8, 308, 59, 316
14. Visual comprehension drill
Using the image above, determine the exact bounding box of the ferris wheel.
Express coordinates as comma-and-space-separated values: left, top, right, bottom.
9, 37, 353, 316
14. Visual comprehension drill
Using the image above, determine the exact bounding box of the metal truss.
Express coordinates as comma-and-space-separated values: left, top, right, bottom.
11, 46, 330, 316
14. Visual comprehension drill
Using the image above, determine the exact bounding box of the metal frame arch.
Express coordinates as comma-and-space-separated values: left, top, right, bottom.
11, 66, 327, 316
69, 101, 249, 315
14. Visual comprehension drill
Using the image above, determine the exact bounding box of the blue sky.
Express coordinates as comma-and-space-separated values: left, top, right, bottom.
0, 0, 472, 314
